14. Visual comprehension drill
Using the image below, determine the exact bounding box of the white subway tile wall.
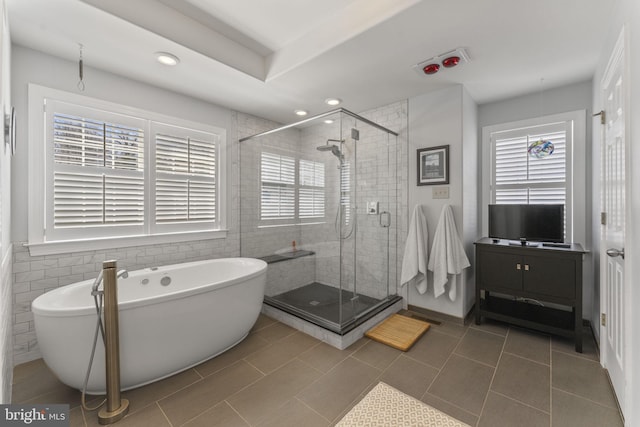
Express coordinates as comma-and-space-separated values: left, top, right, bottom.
1, 248, 13, 402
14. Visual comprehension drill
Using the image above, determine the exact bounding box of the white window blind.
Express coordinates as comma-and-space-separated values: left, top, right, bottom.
493, 125, 567, 206
260, 152, 296, 220
50, 108, 145, 236
340, 162, 351, 224
299, 160, 325, 219
154, 125, 218, 225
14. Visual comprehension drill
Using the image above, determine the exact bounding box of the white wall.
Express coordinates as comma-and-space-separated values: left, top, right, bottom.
592, 0, 640, 423
406, 85, 478, 318
477, 81, 594, 322
0, 0, 12, 404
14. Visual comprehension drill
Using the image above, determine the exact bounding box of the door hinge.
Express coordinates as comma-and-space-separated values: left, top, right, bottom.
601, 212, 607, 225
601, 313, 607, 326
593, 110, 606, 125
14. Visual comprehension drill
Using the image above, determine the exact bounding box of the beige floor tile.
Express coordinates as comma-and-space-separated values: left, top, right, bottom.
158, 361, 263, 426
85, 403, 170, 427
379, 354, 438, 399
251, 314, 276, 333
504, 327, 551, 365
120, 368, 201, 414
194, 333, 270, 377
552, 351, 618, 408
297, 356, 381, 421
245, 332, 320, 374
11, 359, 76, 404
429, 320, 469, 339
298, 342, 353, 373
552, 388, 623, 427
420, 392, 479, 426
404, 329, 460, 369
469, 318, 510, 336
491, 353, 550, 412
182, 401, 250, 427
257, 398, 329, 427
455, 328, 505, 367
69, 406, 85, 427
551, 326, 599, 362
351, 339, 402, 370
227, 359, 323, 425
253, 322, 297, 342
478, 391, 549, 427
428, 354, 495, 415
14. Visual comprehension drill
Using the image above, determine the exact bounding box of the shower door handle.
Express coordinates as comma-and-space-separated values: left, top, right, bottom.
379, 211, 391, 228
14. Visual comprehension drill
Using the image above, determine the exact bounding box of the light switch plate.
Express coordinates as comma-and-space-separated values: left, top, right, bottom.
432, 186, 449, 199
367, 201, 379, 214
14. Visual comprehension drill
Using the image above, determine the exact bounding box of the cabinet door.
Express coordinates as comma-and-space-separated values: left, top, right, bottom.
478, 250, 523, 291
523, 255, 576, 300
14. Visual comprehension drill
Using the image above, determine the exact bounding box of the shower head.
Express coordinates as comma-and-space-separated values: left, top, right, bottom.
316, 143, 344, 162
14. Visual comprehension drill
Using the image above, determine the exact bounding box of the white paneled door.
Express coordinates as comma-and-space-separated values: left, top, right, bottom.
600, 28, 626, 417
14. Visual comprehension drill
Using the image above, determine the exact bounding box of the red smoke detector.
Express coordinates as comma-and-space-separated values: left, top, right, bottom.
413, 47, 470, 76
423, 63, 440, 75
442, 56, 460, 68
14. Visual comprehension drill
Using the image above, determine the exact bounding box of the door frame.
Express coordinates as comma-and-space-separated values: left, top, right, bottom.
599, 25, 632, 420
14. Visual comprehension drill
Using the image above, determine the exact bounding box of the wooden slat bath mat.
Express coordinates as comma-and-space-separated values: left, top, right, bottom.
365, 313, 430, 351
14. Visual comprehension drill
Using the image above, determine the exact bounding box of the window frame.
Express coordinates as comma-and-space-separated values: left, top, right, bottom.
481, 110, 587, 244
27, 84, 227, 256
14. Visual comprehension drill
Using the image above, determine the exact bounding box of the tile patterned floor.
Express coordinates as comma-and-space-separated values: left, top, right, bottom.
12, 312, 624, 426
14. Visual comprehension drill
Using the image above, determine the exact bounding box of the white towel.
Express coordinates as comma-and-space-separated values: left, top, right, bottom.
400, 205, 429, 294
428, 205, 470, 300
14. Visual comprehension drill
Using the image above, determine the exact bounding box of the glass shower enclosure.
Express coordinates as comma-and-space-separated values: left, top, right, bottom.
239, 108, 401, 334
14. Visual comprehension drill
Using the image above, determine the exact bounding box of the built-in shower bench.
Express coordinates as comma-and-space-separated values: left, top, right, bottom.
258, 250, 316, 298
258, 250, 315, 264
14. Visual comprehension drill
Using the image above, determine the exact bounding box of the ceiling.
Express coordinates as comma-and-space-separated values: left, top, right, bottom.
6, 0, 613, 124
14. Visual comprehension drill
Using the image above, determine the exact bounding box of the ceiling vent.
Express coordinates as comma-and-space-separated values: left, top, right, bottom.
413, 47, 470, 76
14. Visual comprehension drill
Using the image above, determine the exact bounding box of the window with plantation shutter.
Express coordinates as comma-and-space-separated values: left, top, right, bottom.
299, 160, 325, 219
340, 162, 351, 225
152, 123, 219, 231
260, 152, 296, 220
260, 152, 326, 224
33, 89, 226, 252
47, 102, 146, 240
490, 121, 571, 239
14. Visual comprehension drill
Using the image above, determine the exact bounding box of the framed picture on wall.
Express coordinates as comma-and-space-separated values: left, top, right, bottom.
417, 145, 449, 185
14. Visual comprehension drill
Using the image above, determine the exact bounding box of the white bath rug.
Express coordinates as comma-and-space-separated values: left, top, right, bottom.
336, 382, 470, 427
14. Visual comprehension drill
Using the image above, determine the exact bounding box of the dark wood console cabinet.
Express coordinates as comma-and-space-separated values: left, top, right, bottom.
475, 238, 585, 352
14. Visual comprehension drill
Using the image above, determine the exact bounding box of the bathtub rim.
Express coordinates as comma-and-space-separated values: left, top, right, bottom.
32, 257, 267, 318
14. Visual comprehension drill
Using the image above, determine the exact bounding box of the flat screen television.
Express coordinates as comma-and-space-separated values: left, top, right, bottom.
488, 204, 564, 243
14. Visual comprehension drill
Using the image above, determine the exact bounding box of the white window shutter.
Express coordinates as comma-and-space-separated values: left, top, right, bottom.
154, 126, 218, 226
260, 152, 296, 220
51, 111, 145, 231
299, 160, 325, 219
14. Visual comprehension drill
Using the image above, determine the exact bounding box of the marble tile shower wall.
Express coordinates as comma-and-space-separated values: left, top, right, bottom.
301, 102, 408, 300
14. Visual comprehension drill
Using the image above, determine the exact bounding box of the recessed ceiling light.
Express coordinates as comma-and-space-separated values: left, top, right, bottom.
294, 109, 308, 116
325, 98, 342, 106
155, 52, 180, 66
324, 119, 334, 124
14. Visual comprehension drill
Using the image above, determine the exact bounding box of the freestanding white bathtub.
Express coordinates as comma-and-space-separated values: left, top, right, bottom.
32, 257, 267, 394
